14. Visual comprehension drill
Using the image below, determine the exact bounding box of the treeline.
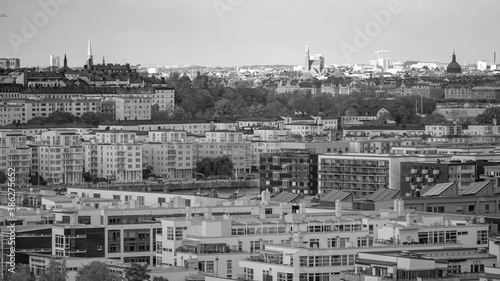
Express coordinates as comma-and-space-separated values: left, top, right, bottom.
154, 72, 437, 124
25, 111, 113, 126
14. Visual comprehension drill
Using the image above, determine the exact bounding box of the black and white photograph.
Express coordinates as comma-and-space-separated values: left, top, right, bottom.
1, 0, 500, 280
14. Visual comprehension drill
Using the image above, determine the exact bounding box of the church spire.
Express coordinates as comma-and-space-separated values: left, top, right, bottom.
102, 55, 105, 65
63, 53, 67, 67
86, 37, 93, 69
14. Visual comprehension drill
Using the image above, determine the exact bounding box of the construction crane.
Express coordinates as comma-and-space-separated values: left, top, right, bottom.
374, 50, 389, 59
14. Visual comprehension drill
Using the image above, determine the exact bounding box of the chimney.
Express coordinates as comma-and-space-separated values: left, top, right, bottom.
335, 200, 341, 217
494, 118, 497, 126
204, 207, 212, 219
299, 203, 306, 215
393, 199, 400, 213
261, 190, 271, 205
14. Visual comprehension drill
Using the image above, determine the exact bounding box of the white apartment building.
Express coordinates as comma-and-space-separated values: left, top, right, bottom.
114, 97, 152, 121
84, 131, 142, 182
425, 124, 463, 137
155, 195, 490, 281
153, 87, 175, 110
194, 130, 252, 175
0, 131, 31, 184
144, 131, 193, 180
465, 124, 500, 136
31, 130, 84, 185
0, 102, 22, 125
20, 98, 102, 123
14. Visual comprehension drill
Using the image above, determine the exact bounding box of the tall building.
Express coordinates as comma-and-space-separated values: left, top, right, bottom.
49, 55, 60, 67
84, 131, 143, 182
32, 130, 84, 185
378, 57, 390, 70
0, 58, 20, 69
259, 152, 318, 194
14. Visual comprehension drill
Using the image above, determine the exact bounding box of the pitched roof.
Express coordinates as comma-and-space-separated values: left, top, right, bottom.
319, 189, 352, 202
355, 106, 386, 117
459, 181, 493, 196
344, 125, 424, 131
271, 191, 301, 203
420, 182, 457, 197
367, 188, 400, 201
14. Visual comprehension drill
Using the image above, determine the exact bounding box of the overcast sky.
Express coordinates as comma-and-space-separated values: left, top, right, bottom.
1, 0, 499, 67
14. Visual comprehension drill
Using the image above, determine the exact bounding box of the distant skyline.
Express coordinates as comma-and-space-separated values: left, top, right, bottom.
1, 0, 500, 67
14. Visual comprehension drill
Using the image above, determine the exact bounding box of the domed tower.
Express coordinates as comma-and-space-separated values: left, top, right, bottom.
446, 50, 462, 74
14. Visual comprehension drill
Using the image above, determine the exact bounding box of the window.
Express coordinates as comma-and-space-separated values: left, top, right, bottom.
477, 230, 488, 245
78, 216, 91, 225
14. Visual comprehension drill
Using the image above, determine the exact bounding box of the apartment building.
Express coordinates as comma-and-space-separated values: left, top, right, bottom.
403, 180, 500, 215
153, 87, 175, 110
425, 124, 463, 137
0, 102, 22, 125
113, 97, 152, 121
343, 125, 425, 138
194, 131, 252, 175
318, 154, 429, 197
400, 160, 489, 196
444, 85, 472, 99
84, 138, 143, 183
0, 131, 31, 184
99, 119, 212, 135
466, 124, 500, 136
347, 249, 495, 281
238, 208, 488, 281
30, 130, 83, 185
472, 87, 500, 100
259, 153, 318, 195
20, 98, 102, 123
144, 131, 193, 180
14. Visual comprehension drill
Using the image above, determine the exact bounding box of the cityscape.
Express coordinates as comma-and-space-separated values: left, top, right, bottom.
2, 1, 500, 281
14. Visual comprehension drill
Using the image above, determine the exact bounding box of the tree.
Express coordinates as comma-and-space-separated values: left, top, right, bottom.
0, 170, 7, 184
30, 174, 47, 185
124, 263, 150, 281
82, 172, 93, 182
46, 110, 76, 124
39, 260, 67, 281
213, 98, 232, 119
344, 107, 358, 116
6, 264, 36, 281
76, 261, 122, 281
422, 113, 448, 124
195, 156, 234, 177
27, 116, 47, 124
80, 112, 101, 126
153, 277, 169, 281
475, 107, 500, 124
